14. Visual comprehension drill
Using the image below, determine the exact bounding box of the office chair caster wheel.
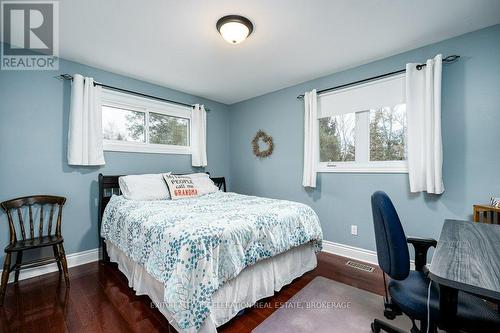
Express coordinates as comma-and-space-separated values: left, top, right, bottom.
371, 322, 381, 333
384, 309, 397, 320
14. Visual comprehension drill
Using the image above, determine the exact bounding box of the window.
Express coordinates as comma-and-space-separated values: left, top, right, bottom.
101, 89, 191, 154
149, 112, 189, 146
369, 104, 407, 162
102, 105, 145, 143
319, 113, 355, 162
317, 74, 407, 173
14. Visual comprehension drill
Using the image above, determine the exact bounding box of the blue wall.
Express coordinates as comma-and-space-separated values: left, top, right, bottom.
228, 25, 500, 251
1, 25, 500, 264
0, 55, 230, 261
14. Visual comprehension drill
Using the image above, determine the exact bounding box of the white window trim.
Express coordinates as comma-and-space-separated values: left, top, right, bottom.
101, 89, 192, 155
317, 161, 408, 173
103, 140, 191, 155
316, 74, 408, 174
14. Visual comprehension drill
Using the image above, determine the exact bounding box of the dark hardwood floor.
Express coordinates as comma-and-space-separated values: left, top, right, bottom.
0, 252, 385, 332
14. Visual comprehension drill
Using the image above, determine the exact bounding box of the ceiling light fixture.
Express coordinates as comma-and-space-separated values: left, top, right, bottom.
216, 15, 253, 44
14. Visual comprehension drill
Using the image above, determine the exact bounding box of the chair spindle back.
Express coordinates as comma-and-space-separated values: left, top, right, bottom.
1, 196, 66, 244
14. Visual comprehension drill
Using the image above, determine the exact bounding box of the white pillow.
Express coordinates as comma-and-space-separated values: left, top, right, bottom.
186, 173, 219, 195
118, 174, 170, 200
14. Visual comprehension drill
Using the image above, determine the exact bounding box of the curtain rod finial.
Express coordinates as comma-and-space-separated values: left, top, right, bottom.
443, 55, 460, 63
58, 74, 73, 81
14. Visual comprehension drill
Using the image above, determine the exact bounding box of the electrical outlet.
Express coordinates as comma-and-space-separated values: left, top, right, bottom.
351, 225, 358, 236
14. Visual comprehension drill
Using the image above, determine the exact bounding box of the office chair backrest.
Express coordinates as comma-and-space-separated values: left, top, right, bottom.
371, 191, 410, 280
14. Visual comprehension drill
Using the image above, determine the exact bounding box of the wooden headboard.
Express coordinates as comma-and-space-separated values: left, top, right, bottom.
97, 173, 226, 261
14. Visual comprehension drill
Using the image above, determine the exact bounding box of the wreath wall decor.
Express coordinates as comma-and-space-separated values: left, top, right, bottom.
252, 130, 274, 158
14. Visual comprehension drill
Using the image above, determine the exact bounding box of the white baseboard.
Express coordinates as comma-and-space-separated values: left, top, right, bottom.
7, 240, 415, 283
321, 240, 417, 269
322, 240, 379, 265
8, 248, 100, 283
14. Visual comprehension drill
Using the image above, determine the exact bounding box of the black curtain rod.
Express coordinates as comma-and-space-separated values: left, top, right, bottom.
57, 74, 210, 111
296, 55, 460, 99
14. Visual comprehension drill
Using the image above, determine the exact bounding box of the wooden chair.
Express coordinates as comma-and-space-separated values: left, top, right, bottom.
0, 195, 69, 305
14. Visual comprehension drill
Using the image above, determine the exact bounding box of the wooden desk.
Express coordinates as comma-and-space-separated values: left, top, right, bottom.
473, 204, 500, 224
429, 219, 500, 332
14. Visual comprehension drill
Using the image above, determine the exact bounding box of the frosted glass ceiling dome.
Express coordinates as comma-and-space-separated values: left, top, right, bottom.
216, 15, 253, 44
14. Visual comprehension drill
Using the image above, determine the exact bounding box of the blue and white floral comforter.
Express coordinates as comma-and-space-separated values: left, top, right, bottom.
101, 191, 323, 332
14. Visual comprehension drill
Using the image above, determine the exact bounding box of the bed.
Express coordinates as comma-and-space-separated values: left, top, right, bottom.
98, 174, 323, 333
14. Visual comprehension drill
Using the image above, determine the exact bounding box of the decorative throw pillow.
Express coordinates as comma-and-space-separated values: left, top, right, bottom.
163, 173, 199, 200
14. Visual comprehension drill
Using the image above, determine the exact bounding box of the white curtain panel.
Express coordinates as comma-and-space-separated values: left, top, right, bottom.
406, 54, 444, 194
67, 74, 105, 166
191, 104, 207, 167
302, 89, 319, 188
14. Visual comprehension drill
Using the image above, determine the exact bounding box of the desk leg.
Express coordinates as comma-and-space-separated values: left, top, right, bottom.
439, 285, 458, 332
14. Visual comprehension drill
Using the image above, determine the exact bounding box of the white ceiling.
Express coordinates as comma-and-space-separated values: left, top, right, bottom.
55, 0, 500, 104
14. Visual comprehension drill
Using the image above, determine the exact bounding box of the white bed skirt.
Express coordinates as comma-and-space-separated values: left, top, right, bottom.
105, 240, 317, 332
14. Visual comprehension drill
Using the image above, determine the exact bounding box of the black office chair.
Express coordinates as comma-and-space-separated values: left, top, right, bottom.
370, 191, 500, 333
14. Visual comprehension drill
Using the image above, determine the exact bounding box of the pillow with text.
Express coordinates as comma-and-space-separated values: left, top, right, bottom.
163, 173, 199, 200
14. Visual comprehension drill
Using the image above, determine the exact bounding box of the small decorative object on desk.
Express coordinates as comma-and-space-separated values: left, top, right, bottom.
473, 202, 500, 224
